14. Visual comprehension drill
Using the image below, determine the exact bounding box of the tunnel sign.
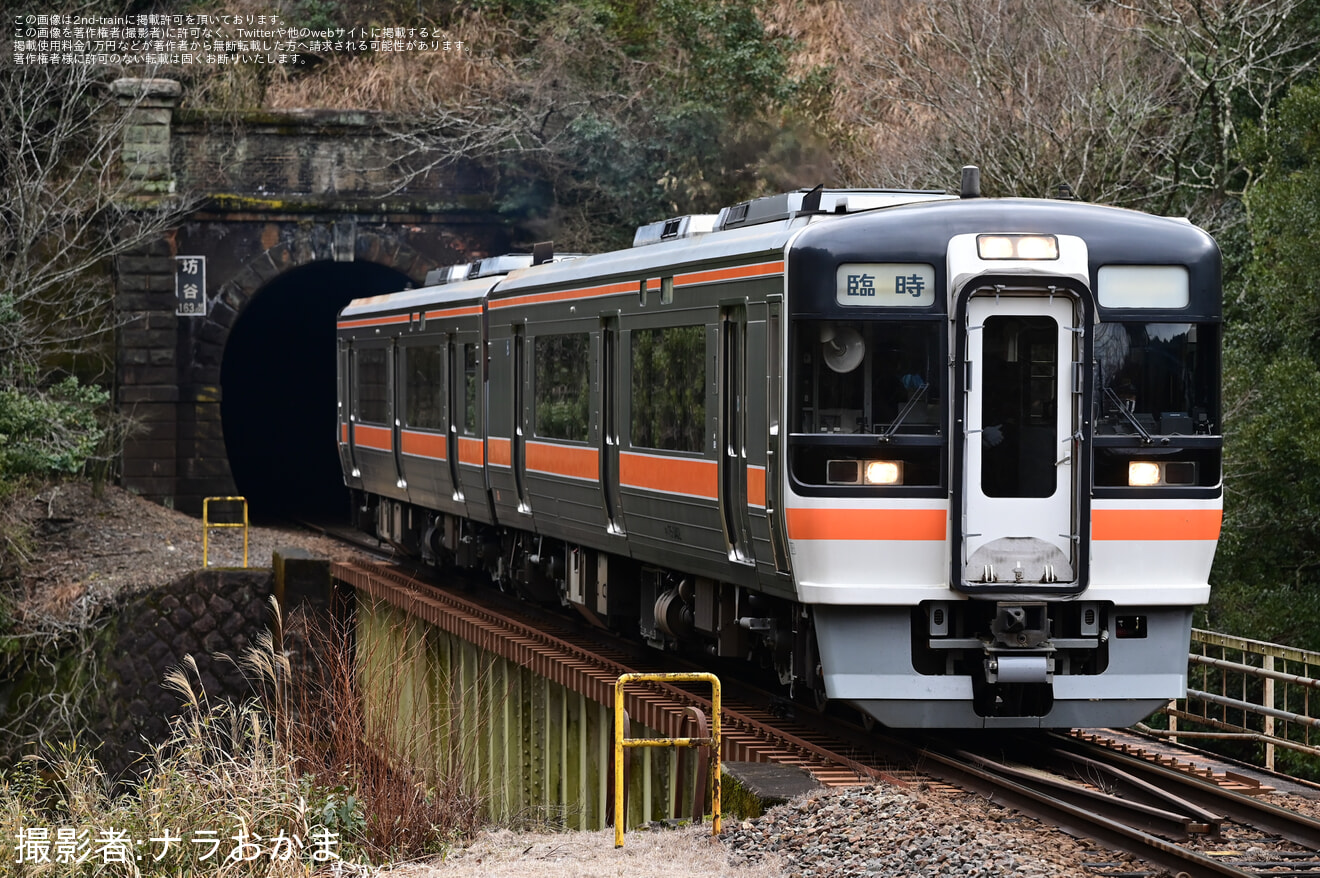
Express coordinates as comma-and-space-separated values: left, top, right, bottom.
175, 256, 207, 316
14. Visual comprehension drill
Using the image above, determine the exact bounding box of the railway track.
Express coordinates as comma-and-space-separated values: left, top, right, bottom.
326, 557, 1320, 878
917, 731, 1320, 878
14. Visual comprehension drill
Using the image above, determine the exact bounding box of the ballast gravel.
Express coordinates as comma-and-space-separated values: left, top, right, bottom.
390, 782, 1157, 878
718, 784, 1139, 878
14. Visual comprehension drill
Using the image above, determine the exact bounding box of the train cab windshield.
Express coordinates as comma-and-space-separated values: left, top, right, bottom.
789, 319, 945, 492
1092, 319, 1221, 490
1092, 321, 1218, 438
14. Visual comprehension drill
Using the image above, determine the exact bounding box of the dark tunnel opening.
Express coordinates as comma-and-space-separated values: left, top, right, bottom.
220, 260, 410, 522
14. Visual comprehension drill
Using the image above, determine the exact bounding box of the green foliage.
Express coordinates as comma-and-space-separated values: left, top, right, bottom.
654, 0, 793, 113
461, 0, 560, 20
476, 0, 826, 249
1239, 84, 1320, 351
1272, 746, 1320, 784
1211, 81, 1320, 645
301, 775, 368, 840
0, 378, 108, 480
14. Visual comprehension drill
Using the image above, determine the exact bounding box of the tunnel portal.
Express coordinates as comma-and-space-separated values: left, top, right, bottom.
220, 260, 410, 522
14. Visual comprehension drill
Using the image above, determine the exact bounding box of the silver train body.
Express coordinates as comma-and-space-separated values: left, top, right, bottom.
336, 186, 1223, 728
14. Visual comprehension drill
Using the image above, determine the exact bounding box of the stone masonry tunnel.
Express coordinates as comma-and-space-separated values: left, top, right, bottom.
112, 79, 511, 515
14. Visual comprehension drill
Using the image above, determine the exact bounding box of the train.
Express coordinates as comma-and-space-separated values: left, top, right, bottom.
335, 169, 1222, 728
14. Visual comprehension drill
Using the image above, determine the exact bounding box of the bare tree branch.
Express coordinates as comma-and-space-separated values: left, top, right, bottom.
835, 0, 1316, 226
839, 0, 1183, 205
0, 61, 198, 388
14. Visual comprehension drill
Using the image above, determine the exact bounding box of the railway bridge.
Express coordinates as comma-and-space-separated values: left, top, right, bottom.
113, 78, 512, 516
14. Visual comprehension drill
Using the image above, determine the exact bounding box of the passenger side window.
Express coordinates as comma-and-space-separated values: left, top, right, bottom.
404, 345, 444, 429
355, 347, 389, 424
461, 343, 479, 436
631, 325, 706, 452
534, 333, 590, 441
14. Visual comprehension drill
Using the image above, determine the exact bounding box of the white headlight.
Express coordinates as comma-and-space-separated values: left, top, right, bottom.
1016, 235, 1059, 259
1128, 462, 1162, 487
977, 236, 1016, 259
864, 460, 903, 485
977, 234, 1059, 260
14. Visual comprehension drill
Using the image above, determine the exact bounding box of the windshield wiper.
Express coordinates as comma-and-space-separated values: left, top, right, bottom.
1103, 386, 1154, 444
880, 381, 929, 442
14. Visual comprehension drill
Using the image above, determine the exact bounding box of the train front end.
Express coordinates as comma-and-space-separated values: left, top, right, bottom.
784, 196, 1222, 728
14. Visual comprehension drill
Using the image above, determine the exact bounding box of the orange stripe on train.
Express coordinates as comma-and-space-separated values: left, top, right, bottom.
786, 507, 947, 541
526, 441, 599, 480
490, 261, 784, 310
424, 305, 482, 320
620, 452, 717, 499
747, 465, 767, 508
457, 436, 485, 467
1091, 509, 1222, 541
400, 430, 446, 459
352, 423, 392, 451
338, 314, 409, 330
491, 280, 637, 311
486, 436, 512, 467
674, 261, 784, 287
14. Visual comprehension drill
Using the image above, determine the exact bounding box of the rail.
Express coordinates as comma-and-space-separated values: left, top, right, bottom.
614, 672, 721, 848
202, 496, 248, 568
1143, 629, 1320, 771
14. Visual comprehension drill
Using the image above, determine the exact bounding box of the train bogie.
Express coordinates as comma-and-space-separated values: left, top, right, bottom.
336, 176, 1222, 728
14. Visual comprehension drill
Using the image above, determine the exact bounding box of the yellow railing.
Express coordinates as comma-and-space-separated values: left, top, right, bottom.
202, 496, 249, 568
613, 672, 721, 848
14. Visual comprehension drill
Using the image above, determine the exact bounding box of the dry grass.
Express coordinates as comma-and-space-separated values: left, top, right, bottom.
0, 598, 485, 874
0, 661, 328, 876
263, 12, 516, 113
273, 600, 485, 861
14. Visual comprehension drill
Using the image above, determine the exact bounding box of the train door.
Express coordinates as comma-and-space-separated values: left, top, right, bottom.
765, 298, 792, 574
600, 316, 624, 534
960, 292, 1079, 588
511, 325, 529, 512
390, 340, 408, 491
446, 336, 465, 501
348, 342, 405, 498
720, 304, 755, 564
338, 340, 358, 482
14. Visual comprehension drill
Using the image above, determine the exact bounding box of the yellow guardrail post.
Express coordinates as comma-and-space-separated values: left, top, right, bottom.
202, 496, 248, 568
613, 672, 720, 848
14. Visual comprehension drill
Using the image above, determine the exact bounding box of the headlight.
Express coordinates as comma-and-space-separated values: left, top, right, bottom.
1128, 461, 1197, 487
1128, 461, 1161, 487
827, 459, 904, 485
977, 234, 1059, 260
864, 460, 903, 485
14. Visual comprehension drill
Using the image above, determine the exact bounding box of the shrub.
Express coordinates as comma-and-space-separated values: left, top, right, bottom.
0, 379, 107, 480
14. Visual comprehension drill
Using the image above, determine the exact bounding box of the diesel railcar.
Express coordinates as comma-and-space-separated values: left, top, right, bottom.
336, 174, 1222, 728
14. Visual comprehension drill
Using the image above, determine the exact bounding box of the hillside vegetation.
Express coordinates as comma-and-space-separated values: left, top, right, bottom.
4, 0, 1320, 646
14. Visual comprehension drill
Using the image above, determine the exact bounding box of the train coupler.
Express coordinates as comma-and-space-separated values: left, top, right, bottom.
983, 650, 1055, 684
